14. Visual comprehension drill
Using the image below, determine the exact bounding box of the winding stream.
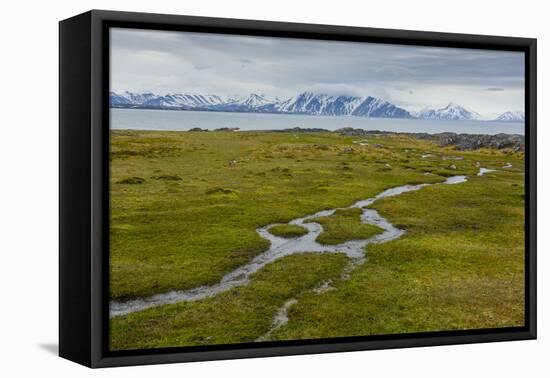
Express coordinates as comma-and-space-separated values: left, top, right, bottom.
110, 174, 470, 318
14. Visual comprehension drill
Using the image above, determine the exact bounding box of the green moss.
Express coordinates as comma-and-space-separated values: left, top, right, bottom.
269, 224, 309, 238
309, 208, 384, 245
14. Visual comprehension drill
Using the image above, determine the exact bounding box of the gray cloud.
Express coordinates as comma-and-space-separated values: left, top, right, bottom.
110, 28, 525, 118
194, 64, 211, 70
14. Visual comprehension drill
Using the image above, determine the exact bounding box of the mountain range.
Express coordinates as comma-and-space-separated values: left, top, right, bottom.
110, 90, 524, 122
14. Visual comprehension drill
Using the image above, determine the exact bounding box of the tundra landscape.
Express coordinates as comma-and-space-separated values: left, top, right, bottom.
109, 128, 525, 350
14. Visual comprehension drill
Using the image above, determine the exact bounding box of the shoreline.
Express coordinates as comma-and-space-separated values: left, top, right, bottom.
112, 127, 525, 151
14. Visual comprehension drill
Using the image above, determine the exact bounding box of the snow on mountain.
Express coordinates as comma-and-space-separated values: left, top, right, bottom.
109, 92, 133, 106
277, 92, 366, 116
143, 93, 224, 109
416, 103, 481, 121
211, 94, 276, 112
110, 91, 158, 106
352, 96, 411, 118
270, 92, 410, 118
275, 92, 332, 114
324, 95, 365, 116
140, 96, 189, 109
169, 93, 224, 107
494, 111, 525, 122
110, 91, 224, 109
236, 93, 273, 108
109, 90, 465, 120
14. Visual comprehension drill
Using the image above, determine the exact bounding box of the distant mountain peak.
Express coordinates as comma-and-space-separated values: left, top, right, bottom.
495, 111, 525, 122
231, 93, 273, 108
300, 90, 315, 97
417, 103, 480, 121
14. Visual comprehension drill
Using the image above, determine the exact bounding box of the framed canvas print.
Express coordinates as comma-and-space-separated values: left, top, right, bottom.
59, 10, 536, 368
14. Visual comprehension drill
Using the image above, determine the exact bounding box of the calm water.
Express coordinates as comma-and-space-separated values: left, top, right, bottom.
110, 108, 524, 135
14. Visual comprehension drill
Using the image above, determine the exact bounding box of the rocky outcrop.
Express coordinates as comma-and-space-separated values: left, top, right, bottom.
334, 128, 524, 151
335, 127, 383, 136
412, 132, 525, 151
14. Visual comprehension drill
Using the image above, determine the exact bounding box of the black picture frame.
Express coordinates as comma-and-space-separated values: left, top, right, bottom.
59, 9, 537, 368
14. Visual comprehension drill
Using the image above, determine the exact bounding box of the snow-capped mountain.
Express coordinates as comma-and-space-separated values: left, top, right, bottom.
494, 111, 525, 122
263, 92, 411, 118
215, 94, 275, 112
275, 92, 330, 114
351, 96, 411, 118
416, 103, 481, 121
171, 93, 224, 107
139, 96, 188, 109
236, 94, 273, 108
110, 91, 224, 109
273, 92, 364, 116
325, 95, 365, 116
110, 92, 132, 106
109, 91, 158, 106
143, 93, 224, 109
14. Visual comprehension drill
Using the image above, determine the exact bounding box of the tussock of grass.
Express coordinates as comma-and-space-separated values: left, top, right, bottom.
205, 187, 239, 196
269, 224, 309, 238
117, 176, 145, 185
432, 169, 462, 177
151, 174, 182, 181
309, 208, 384, 245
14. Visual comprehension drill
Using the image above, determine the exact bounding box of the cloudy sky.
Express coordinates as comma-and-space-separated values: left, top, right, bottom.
110, 27, 525, 119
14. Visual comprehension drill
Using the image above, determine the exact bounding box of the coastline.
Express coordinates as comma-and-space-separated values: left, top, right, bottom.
113, 126, 526, 151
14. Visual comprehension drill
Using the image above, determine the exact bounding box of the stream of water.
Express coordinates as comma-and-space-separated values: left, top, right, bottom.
110, 173, 471, 318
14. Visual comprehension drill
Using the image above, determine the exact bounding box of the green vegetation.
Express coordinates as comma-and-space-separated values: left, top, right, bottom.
271, 170, 525, 339
110, 253, 348, 350
269, 224, 309, 238
109, 129, 525, 349
110, 131, 450, 300
310, 208, 384, 245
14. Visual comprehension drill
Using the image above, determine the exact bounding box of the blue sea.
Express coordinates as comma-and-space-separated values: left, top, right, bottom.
110, 108, 525, 135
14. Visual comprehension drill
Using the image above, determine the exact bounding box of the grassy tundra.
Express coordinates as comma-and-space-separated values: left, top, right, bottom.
109, 129, 524, 350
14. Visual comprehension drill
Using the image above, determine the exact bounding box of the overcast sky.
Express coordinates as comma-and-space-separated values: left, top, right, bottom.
110, 27, 525, 119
